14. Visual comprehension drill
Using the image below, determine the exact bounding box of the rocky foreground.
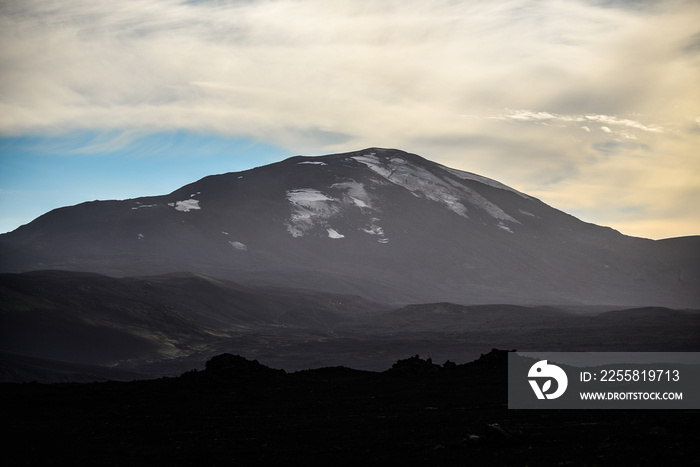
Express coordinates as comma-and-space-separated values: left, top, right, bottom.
2, 350, 698, 466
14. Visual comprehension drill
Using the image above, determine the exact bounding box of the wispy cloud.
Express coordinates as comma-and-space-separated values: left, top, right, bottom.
487, 109, 665, 133
1, 0, 699, 238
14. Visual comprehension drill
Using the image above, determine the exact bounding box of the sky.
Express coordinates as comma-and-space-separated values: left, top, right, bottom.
1, 0, 699, 239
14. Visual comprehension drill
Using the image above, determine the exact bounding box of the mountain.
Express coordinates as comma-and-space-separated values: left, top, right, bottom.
1, 148, 699, 306
1, 270, 698, 382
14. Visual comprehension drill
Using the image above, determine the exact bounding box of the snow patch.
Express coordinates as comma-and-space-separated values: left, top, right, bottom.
353, 154, 521, 226
351, 197, 368, 208
352, 154, 470, 218
330, 181, 373, 209
285, 189, 341, 237
444, 180, 518, 223
286, 225, 305, 238
352, 154, 392, 179
297, 161, 327, 165
362, 224, 384, 235
361, 217, 388, 242
229, 241, 248, 250
285, 183, 382, 238
327, 228, 344, 239
440, 166, 530, 198
137, 233, 144, 240
132, 203, 157, 210
518, 209, 535, 217
497, 222, 514, 233
287, 189, 335, 205
172, 199, 201, 212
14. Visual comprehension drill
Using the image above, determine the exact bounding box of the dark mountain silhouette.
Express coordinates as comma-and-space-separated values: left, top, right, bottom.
1, 148, 698, 306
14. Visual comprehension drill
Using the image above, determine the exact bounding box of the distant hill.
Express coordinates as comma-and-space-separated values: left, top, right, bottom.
1, 271, 698, 382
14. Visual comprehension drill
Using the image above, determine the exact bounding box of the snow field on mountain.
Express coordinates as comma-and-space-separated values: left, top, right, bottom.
352, 153, 519, 228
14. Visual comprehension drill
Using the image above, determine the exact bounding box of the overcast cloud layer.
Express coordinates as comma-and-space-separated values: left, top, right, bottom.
1, 0, 699, 239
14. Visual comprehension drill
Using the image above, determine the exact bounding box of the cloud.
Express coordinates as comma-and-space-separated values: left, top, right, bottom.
0, 0, 683, 138
1, 0, 699, 238
481, 108, 666, 134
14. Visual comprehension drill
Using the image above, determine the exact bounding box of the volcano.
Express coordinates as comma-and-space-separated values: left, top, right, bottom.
1, 148, 698, 307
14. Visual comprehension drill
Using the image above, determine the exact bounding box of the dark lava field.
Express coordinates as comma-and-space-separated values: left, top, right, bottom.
3, 350, 698, 466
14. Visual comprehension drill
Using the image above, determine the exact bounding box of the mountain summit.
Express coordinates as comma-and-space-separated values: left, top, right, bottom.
1, 148, 698, 306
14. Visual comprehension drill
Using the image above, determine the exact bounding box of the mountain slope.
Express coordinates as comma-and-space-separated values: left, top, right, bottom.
2, 271, 698, 382
0, 270, 386, 380
1, 148, 698, 306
